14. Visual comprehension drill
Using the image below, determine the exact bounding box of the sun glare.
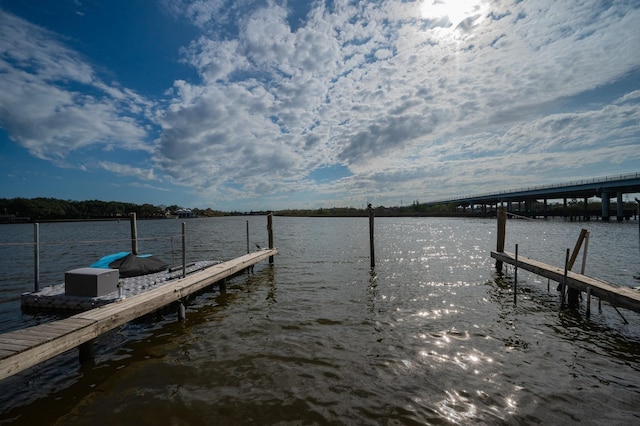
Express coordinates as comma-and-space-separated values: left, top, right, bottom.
419, 0, 487, 30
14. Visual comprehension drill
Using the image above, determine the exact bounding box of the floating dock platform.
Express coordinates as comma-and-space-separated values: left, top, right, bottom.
0, 248, 277, 381
21, 260, 220, 311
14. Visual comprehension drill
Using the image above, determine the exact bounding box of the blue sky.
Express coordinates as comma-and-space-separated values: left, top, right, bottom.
1, 0, 638, 211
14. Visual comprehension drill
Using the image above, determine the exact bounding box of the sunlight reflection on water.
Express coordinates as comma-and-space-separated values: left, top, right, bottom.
0, 217, 639, 424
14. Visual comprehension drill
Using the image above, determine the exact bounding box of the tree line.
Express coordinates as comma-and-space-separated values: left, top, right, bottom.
0, 197, 226, 222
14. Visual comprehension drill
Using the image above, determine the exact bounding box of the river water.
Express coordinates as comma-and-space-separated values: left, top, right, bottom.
0, 216, 639, 425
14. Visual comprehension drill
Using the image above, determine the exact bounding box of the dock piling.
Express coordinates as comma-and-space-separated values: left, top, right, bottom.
178, 301, 186, 322
496, 207, 507, 272
368, 204, 375, 268
514, 244, 518, 305
78, 339, 95, 366
561, 249, 569, 307
267, 212, 274, 264
33, 223, 40, 293
130, 213, 138, 255
182, 222, 186, 278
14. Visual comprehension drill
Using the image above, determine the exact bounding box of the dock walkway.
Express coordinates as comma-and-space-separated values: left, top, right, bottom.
0, 248, 277, 381
491, 251, 640, 313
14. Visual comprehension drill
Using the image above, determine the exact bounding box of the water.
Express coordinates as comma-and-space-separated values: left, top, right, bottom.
0, 216, 639, 425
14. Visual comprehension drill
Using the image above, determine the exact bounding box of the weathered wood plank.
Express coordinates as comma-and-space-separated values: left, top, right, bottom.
491, 251, 640, 313
0, 321, 98, 380
0, 249, 277, 381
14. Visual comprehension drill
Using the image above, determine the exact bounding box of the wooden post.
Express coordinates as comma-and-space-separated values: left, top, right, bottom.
246, 220, 250, 254
130, 212, 138, 255
580, 231, 590, 275
567, 229, 588, 309
34, 222, 40, 292
568, 229, 589, 270
267, 212, 274, 264
495, 207, 507, 272
182, 222, 186, 278
178, 301, 186, 322
561, 248, 569, 307
514, 244, 518, 305
368, 204, 375, 268
78, 340, 95, 366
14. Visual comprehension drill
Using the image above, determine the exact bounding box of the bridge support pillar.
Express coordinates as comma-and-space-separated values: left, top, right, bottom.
563, 198, 568, 220
507, 201, 513, 213
617, 192, 624, 222
543, 199, 548, 219
584, 197, 589, 221
601, 192, 610, 222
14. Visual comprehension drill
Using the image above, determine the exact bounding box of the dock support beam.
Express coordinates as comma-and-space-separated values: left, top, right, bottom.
79, 339, 95, 366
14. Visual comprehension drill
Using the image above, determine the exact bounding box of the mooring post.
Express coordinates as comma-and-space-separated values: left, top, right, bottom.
182, 222, 186, 278
495, 207, 507, 272
514, 244, 518, 305
246, 220, 250, 254
34, 222, 40, 292
267, 212, 274, 264
130, 212, 138, 255
561, 248, 569, 308
368, 204, 375, 268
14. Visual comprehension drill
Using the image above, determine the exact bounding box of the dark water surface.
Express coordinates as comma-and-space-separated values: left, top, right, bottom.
0, 216, 639, 425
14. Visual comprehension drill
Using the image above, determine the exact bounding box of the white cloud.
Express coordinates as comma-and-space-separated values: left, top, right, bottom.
0, 10, 152, 165
1, 1, 639, 209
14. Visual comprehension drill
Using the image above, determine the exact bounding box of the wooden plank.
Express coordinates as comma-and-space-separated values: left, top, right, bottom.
491, 251, 640, 313
0, 349, 17, 357
0, 249, 277, 381
0, 321, 98, 380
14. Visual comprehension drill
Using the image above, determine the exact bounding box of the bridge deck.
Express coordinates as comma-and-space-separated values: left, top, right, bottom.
491, 251, 640, 313
0, 249, 277, 381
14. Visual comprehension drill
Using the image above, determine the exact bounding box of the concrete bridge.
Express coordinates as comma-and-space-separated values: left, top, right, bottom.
426, 172, 640, 221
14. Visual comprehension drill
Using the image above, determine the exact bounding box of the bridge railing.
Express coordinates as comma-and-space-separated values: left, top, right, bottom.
429, 172, 640, 204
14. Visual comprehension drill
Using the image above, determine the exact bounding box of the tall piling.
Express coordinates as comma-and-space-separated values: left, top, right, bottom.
130, 212, 138, 255
267, 212, 274, 264
34, 223, 40, 292
495, 207, 507, 272
368, 204, 375, 268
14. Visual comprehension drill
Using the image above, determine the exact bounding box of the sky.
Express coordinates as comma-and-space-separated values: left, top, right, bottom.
0, 0, 639, 212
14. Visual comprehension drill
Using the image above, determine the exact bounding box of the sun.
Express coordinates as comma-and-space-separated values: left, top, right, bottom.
419, 0, 488, 30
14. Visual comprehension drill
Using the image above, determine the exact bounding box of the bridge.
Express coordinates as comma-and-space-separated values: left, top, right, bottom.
426, 172, 640, 221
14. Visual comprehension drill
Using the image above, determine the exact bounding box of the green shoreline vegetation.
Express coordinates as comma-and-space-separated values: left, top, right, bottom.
2, 197, 636, 224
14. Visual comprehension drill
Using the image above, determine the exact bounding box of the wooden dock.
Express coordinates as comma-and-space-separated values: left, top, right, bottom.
0, 248, 277, 382
491, 251, 640, 313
